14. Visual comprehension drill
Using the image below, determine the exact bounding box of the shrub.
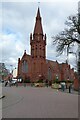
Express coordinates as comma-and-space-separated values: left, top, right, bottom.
24, 79, 31, 83
37, 79, 43, 83
53, 79, 60, 84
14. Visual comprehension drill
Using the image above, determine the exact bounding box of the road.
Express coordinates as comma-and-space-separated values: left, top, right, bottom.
1, 86, 78, 118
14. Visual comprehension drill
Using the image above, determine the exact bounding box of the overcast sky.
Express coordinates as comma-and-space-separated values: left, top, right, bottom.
1, 0, 79, 71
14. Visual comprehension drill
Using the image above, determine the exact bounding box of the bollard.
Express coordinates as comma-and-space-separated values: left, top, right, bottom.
69, 85, 71, 93
16, 83, 18, 87
62, 85, 64, 91
24, 83, 26, 87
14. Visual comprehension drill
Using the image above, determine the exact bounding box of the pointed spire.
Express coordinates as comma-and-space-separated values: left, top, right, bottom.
36, 7, 41, 19
18, 58, 20, 63
24, 50, 26, 56
44, 34, 46, 40
24, 50, 26, 53
33, 7, 43, 35
30, 33, 32, 39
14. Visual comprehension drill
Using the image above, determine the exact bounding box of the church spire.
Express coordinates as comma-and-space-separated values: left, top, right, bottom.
30, 7, 46, 59
36, 7, 41, 19
33, 7, 43, 35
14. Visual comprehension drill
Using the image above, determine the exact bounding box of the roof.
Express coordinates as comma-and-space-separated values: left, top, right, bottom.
20, 50, 32, 62
33, 7, 43, 35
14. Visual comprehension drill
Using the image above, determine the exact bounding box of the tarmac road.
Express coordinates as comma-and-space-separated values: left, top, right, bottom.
1, 86, 78, 118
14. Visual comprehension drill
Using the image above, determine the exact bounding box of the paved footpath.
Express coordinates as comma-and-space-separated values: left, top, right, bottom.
1, 86, 79, 118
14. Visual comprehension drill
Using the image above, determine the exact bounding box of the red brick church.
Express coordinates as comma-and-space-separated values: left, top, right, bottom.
17, 7, 76, 84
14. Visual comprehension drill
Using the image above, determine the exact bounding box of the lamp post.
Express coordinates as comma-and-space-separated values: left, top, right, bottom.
69, 52, 77, 70
10, 65, 13, 74
56, 74, 58, 81
48, 67, 51, 81
2, 70, 4, 80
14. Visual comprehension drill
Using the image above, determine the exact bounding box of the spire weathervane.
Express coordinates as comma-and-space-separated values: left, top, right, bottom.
38, 2, 40, 7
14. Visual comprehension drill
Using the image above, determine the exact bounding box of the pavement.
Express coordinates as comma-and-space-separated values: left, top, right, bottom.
0, 84, 2, 99
0, 85, 5, 99
59, 88, 78, 95
1, 86, 79, 118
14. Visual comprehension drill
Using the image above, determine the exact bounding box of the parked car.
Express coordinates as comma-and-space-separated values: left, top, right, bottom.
10, 79, 17, 86
17, 78, 22, 83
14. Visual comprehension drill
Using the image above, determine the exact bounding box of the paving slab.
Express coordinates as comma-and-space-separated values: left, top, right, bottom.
2, 86, 78, 118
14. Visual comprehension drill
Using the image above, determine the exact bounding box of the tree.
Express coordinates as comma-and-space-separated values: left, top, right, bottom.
0, 63, 9, 80
52, 12, 80, 90
52, 14, 80, 56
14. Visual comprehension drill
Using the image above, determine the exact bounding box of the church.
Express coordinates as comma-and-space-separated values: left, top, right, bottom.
17, 7, 75, 83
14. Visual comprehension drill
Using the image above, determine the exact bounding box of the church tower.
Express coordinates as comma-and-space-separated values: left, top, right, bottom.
30, 7, 47, 81
17, 7, 76, 84
30, 7, 46, 59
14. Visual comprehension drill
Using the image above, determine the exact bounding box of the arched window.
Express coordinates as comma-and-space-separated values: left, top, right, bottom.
22, 60, 28, 73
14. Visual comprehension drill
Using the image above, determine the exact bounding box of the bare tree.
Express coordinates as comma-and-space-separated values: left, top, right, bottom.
52, 14, 80, 57
52, 11, 80, 90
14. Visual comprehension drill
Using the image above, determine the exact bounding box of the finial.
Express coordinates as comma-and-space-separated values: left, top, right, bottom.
66, 59, 68, 64
18, 58, 20, 63
45, 34, 46, 40
38, 2, 40, 8
30, 33, 32, 39
24, 50, 26, 55
24, 50, 26, 53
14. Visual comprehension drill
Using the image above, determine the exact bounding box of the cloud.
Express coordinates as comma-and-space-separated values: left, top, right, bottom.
1, 1, 79, 70
2, 0, 80, 3
0, 33, 25, 67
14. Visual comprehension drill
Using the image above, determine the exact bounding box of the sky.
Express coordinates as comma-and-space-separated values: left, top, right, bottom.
0, 0, 80, 72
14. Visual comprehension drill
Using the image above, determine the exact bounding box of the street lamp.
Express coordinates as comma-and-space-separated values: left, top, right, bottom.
10, 65, 13, 74
69, 52, 77, 70
48, 67, 51, 81
56, 74, 58, 81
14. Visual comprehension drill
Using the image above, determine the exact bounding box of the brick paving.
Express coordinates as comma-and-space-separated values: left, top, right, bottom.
1, 86, 78, 118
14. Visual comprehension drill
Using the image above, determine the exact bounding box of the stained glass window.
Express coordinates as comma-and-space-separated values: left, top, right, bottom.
22, 61, 28, 73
